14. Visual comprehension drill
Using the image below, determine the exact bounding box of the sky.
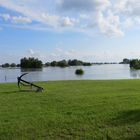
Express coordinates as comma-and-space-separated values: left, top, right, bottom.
0, 0, 140, 64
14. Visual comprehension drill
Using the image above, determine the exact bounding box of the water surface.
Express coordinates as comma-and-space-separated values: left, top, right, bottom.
0, 64, 140, 83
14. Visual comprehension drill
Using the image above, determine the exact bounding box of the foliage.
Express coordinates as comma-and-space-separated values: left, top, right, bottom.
20, 57, 43, 68
130, 59, 140, 69
68, 59, 83, 66
50, 61, 58, 67
1, 63, 20, 68
75, 69, 84, 75
120, 58, 130, 64
57, 60, 68, 67
10, 63, 16, 67
123, 58, 130, 64
2, 63, 10, 68
16, 64, 20, 67
0, 80, 140, 139
47, 59, 92, 67
45, 62, 50, 67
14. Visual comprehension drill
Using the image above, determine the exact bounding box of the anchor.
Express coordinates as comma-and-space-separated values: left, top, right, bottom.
17, 73, 44, 92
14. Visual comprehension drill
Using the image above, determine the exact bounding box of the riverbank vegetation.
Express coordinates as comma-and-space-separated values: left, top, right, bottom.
0, 58, 92, 68
130, 59, 140, 69
1, 63, 20, 68
119, 58, 140, 69
20, 57, 43, 68
45, 59, 92, 67
119, 58, 130, 64
0, 80, 140, 139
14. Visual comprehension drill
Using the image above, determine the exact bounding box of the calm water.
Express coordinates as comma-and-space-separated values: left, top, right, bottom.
0, 64, 140, 83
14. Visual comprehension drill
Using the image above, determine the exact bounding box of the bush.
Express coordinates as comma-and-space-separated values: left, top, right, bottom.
130, 59, 140, 69
10, 63, 16, 67
2, 63, 10, 68
20, 57, 43, 68
57, 60, 68, 67
75, 69, 84, 75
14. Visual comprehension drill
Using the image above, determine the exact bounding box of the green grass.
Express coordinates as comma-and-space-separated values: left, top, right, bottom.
1, 80, 140, 139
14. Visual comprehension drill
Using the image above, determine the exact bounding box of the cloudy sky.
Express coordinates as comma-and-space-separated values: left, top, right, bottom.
0, 0, 140, 63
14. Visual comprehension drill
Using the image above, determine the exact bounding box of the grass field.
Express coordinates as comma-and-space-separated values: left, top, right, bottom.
0, 80, 140, 139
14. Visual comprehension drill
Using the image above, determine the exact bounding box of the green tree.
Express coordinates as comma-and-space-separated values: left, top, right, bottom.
57, 60, 68, 67
123, 58, 130, 64
130, 59, 140, 69
10, 63, 16, 67
68, 59, 82, 66
45, 62, 50, 67
50, 61, 58, 67
2, 63, 10, 68
20, 57, 43, 68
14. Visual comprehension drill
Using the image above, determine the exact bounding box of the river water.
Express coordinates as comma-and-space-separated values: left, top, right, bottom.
0, 64, 140, 83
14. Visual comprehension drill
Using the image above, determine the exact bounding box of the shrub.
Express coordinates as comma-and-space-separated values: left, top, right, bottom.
75, 69, 84, 75
10, 63, 16, 67
57, 60, 68, 67
20, 57, 43, 68
2, 63, 10, 68
130, 59, 140, 69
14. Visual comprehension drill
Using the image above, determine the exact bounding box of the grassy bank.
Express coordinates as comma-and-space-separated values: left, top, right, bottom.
0, 80, 140, 139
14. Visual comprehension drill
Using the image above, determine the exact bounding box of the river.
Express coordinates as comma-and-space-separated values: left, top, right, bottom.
0, 64, 140, 83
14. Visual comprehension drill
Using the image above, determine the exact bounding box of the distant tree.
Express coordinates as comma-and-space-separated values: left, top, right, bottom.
130, 59, 140, 69
83, 62, 92, 66
46, 59, 92, 67
10, 63, 16, 67
75, 69, 84, 75
68, 59, 82, 66
2, 63, 10, 68
57, 60, 68, 67
50, 61, 58, 67
123, 58, 130, 64
16, 64, 20, 67
20, 57, 43, 68
119, 58, 130, 64
45, 62, 50, 67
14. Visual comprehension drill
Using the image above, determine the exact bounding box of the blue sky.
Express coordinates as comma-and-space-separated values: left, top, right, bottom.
0, 0, 140, 64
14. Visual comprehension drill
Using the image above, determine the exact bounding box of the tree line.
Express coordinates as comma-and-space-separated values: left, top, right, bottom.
1, 63, 20, 68
0, 57, 92, 68
45, 59, 92, 67
129, 59, 140, 69
120, 58, 140, 69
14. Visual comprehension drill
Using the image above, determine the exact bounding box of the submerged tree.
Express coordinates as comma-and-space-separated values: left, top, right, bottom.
2, 63, 10, 68
130, 59, 140, 69
20, 57, 43, 68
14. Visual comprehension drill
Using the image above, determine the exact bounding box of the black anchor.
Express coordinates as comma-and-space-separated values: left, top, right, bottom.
17, 73, 43, 92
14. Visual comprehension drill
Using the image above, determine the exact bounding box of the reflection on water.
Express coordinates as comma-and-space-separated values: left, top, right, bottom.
130, 69, 140, 78
21, 68, 43, 72
1, 64, 140, 83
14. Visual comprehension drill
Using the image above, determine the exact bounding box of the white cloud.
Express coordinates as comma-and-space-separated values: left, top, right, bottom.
0, 13, 32, 24
61, 17, 78, 27
41, 13, 59, 27
122, 18, 134, 28
0, 13, 10, 20
114, 0, 140, 28
80, 14, 89, 19
96, 11, 124, 37
114, 0, 140, 16
28, 49, 34, 55
2, 47, 140, 64
1, 0, 140, 37
12, 16, 32, 24
36, 48, 125, 62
